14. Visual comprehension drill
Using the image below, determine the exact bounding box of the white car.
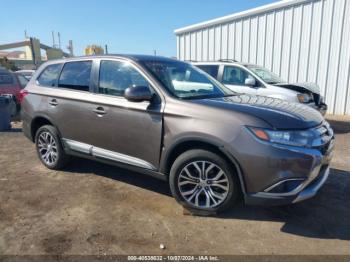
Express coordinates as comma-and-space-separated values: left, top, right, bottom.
193, 60, 327, 115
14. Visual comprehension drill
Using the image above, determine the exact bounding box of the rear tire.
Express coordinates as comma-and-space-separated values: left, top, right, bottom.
169, 149, 240, 213
35, 125, 70, 170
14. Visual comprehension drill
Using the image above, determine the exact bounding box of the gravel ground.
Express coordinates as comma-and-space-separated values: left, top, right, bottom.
0, 117, 349, 255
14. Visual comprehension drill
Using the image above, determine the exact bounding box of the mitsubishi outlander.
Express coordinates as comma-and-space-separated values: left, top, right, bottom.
20, 55, 334, 213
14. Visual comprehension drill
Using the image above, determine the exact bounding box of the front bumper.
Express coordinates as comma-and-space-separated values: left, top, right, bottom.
227, 123, 334, 206
245, 165, 330, 206
307, 102, 328, 116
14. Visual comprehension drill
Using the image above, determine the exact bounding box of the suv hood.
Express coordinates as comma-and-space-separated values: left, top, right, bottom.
195, 94, 323, 130
274, 82, 320, 95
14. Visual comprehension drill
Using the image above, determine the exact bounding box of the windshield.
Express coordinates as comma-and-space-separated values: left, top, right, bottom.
246, 65, 285, 84
141, 60, 234, 99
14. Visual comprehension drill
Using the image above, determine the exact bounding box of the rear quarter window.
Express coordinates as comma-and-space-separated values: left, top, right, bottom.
36, 63, 63, 87
196, 65, 219, 79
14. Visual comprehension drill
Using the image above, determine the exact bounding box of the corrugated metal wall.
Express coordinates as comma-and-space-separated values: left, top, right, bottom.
175, 0, 350, 115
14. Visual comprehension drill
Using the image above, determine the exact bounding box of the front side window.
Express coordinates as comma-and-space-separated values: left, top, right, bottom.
58, 61, 92, 91
142, 60, 233, 99
36, 63, 62, 87
196, 65, 219, 79
98, 60, 151, 97
222, 66, 254, 86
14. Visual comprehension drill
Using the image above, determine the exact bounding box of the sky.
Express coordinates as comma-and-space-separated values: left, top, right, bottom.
0, 0, 278, 57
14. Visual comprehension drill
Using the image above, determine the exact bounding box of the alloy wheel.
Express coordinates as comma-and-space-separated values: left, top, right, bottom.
37, 131, 58, 165
178, 160, 230, 208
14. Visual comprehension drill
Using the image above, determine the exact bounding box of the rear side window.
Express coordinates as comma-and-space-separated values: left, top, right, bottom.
58, 61, 92, 92
37, 63, 62, 87
0, 73, 14, 85
196, 65, 219, 79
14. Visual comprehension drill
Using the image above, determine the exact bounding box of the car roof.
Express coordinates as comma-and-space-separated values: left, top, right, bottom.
192, 61, 259, 67
47, 54, 179, 64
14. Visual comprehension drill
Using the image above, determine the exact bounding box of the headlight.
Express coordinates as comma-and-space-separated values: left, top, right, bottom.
297, 93, 312, 103
248, 127, 319, 147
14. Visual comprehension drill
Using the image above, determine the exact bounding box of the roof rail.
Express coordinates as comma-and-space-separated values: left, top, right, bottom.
218, 59, 238, 63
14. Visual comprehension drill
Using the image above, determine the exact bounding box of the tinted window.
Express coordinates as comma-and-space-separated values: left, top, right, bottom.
58, 61, 92, 92
196, 65, 219, 79
98, 60, 151, 97
0, 72, 14, 85
37, 63, 62, 87
223, 66, 255, 86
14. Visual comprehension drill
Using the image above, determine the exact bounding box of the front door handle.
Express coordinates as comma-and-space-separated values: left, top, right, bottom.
49, 99, 58, 106
93, 106, 106, 116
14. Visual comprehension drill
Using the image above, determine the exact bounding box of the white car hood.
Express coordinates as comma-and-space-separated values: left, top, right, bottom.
276, 82, 321, 95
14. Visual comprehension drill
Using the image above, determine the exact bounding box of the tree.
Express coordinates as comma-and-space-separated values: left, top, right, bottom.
0, 57, 19, 71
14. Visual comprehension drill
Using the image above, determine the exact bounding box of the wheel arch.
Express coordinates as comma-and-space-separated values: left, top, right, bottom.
160, 138, 247, 194
30, 115, 61, 142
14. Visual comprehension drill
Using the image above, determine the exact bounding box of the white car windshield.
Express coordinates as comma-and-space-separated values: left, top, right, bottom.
246, 65, 285, 85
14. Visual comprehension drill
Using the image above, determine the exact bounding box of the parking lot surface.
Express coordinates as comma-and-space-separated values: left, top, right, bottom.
0, 117, 350, 255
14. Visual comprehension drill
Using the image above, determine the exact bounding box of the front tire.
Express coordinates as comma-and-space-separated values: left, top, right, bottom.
169, 149, 239, 213
35, 125, 69, 170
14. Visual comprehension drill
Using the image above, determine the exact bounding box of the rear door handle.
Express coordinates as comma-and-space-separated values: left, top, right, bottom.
49, 99, 58, 106
93, 106, 106, 116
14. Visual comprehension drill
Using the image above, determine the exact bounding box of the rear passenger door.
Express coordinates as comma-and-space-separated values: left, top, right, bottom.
87, 59, 163, 170
37, 60, 99, 147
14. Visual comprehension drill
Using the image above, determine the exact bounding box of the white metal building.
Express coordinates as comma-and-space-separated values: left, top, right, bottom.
175, 0, 350, 115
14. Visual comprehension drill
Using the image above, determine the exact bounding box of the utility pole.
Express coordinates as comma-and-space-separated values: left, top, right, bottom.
58, 32, 61, 49
105, 44, 108, 54
52, 31, 56, 48
154, 50, 157, 56
67, 40, 74, 56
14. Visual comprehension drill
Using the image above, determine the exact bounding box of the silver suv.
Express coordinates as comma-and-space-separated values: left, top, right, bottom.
194, 60, 327, 115
21, 55, 334, 213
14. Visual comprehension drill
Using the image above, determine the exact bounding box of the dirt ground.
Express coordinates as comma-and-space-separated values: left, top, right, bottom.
0, 116, 350, 255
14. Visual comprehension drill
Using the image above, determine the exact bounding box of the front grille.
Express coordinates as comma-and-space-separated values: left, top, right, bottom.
317, 140, 332, 155
313, 93, 320, 105
314, 122, 334, 154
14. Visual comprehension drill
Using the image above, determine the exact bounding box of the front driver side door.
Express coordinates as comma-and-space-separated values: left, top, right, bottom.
221, 66, 258, 95
88, 59, 163, 170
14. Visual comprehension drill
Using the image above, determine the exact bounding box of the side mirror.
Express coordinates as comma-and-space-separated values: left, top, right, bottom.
245, 76, 256, 87
124, 86, 153, 102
